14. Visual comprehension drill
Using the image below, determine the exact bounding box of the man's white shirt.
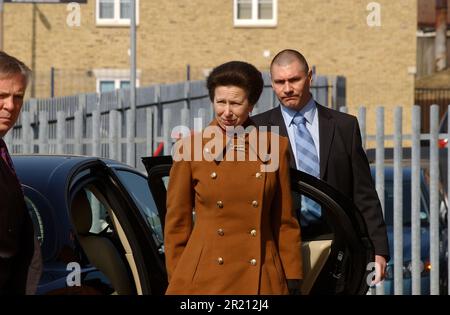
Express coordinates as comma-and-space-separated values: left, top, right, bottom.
280, 97, 320, 170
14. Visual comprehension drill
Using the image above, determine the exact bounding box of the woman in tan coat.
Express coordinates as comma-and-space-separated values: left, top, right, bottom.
164, 61, 302, 295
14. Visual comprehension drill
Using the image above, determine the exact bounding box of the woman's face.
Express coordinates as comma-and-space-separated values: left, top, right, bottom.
213, 85, 254, 130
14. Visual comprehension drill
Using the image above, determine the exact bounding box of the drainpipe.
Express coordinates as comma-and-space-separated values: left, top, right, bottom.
0, 0, 4, 51
435, 0, 448, 72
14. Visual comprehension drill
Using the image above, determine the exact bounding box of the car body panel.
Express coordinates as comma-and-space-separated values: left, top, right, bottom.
370, 162, 447, 294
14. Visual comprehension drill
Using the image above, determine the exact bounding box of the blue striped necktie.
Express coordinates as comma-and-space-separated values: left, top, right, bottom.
292, 114, 322, 225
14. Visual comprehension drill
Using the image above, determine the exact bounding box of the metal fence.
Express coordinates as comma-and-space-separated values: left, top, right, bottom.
415, 88, 450, 132
6, 72, 344, 173
11, 75, 450, 295
340, 104, 449, 296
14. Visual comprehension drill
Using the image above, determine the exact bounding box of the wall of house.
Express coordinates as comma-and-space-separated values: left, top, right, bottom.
4, 0, 417, 136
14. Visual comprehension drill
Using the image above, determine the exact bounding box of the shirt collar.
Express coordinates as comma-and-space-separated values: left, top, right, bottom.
280, 95, 316, 127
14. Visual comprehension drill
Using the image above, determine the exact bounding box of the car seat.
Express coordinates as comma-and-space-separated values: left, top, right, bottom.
71, 189, 133, 295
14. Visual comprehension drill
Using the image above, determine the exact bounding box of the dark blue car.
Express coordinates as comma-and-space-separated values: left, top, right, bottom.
370, 163, 448, 294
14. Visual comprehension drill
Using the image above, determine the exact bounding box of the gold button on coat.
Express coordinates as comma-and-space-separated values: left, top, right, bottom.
250, 259, 257, 266
218, 257, 224, 265
252, 200, 258, 207
217, 201, 224, 208
250, 229, 257, 237
211, 172, 217, 179
217, 228, 224, 236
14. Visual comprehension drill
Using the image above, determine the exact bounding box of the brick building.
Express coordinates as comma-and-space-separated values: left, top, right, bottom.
3, 0, 417, 135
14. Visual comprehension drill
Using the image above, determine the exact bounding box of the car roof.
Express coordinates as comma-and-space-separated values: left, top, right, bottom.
365, 147, 440, 163
370, 159, 431, 168
11, 155, 139, 192
12, 154, 133, 170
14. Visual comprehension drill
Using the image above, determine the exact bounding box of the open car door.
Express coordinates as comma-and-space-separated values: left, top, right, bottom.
142, 156, 374, 295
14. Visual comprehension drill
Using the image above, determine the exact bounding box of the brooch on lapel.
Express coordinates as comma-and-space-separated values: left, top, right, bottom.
231, 144, 245, 152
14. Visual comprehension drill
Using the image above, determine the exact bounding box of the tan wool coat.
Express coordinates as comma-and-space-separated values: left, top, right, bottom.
164, 119, 302, 295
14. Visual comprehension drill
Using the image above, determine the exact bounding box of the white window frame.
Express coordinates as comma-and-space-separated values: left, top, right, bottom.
93, 69, 141, 93
96, 0, 140, 26
233, 0, 277, 27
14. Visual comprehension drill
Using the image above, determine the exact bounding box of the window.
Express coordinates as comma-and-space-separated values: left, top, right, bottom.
234, 0, 277, 27
96, 0, 140, 26
115, 170, 164, 252
99, 80, 131, 93
99, 80, 116, 93
84, 189, 110, 234
93, 69, 141, 94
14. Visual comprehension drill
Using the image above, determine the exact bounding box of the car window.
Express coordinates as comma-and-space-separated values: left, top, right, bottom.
383, 179, 429, 226
371, 167, 438, 226
162, 176, 169, 189
440, 112, 447, 133
71, 186, 130, 295
114, 170, 164, 249
291, 190, 333, 237
84, 190, 110, 234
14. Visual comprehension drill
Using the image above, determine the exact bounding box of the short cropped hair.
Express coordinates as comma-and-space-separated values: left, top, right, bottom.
270, 49, 309, 74
0, 51, 31, 84
206, 61, 264, 106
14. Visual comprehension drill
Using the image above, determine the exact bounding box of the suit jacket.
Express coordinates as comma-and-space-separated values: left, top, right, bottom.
0, 154, 35, 294
252, 104, 390, 259
164, 119, 302, 294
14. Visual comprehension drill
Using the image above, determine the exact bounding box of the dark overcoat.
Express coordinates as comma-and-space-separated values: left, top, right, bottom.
252, 104, 389, 258
0, 155, 35, 294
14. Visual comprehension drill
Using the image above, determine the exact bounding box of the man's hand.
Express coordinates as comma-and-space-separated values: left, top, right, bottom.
371, 255, 387, 285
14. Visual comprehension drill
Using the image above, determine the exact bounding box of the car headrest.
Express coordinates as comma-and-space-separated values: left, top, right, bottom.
71, 189, 93, 235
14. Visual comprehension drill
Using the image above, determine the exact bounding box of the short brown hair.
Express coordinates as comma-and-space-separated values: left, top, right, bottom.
270, 49, 309, 74
206, 61, 264, 106
0, 51, 31, 84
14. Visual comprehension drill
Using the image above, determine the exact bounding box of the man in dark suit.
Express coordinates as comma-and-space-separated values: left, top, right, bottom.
0, 51, 37, 294
252, 49, 389, 284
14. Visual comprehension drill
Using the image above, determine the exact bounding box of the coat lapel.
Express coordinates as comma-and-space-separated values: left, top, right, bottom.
268, 107, 296, 169
203, 119, 271, 164
317, 104, 335, 179
268, 106, 289, 137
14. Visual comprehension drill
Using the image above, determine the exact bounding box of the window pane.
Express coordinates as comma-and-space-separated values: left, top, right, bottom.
120, 0, 131, 19
100, 81, 115, 93
115, 170, 163, 250
85, 190, 109, 234
120, 80, 130, 90
99, 0, 114, 19
258, 0, 273, 19
237, 0, 252, 19
371, 167, 430, 226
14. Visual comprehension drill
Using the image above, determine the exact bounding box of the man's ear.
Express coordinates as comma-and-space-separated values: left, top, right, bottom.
307, 69, 313, 84
249, 104, 255, 113
270, 72, 275, 90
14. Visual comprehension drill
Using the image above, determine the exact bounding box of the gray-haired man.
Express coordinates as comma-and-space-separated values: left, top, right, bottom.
0, 51, 40, 295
